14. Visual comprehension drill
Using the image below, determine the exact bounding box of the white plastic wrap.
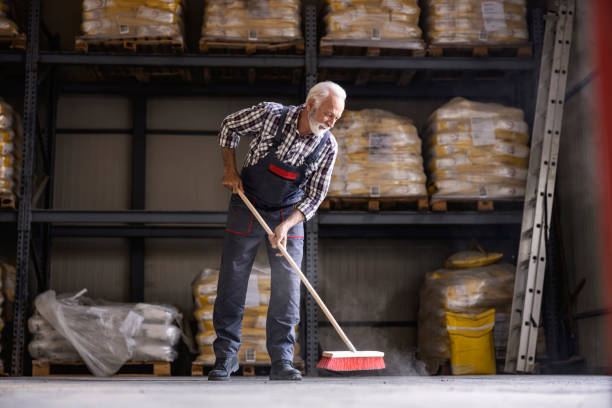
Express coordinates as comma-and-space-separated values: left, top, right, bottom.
29, 290, 184, 375
34, 290, 143, 376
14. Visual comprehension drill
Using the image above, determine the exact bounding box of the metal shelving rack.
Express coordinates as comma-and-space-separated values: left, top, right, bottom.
1, 1, 545, 376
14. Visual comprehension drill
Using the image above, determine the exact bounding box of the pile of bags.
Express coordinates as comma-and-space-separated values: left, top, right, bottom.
28, 290, 182, 376
0, 99, 21, 202
80, 0, 185, 41
322, 0, 423, 45
424, 97, 529, 201
0, 262, 16, 373
193, 265, 300, 365
201, 0, 302, 43
423, 0, 529, 44
0, 0, 19, 37
417, 249, 515, 374
329, 109, 427, 198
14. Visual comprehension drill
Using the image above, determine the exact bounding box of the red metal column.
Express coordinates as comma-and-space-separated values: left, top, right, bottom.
593, 0, 612, 371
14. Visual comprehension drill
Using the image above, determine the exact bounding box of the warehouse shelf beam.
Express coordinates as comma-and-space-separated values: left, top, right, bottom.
0, 52, 24, 63
51, 226, 226, 238
319, 56, 535, 70
39, 52, 305, 68
56, 81, 303, 97
0, 210, 525, 226
55, 128, 219, 136
30, 210, 227, 224
318, 211, 523, 225
37, 53, 536, 72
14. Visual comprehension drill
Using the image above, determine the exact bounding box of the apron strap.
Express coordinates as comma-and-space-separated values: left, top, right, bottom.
305, 130, 331, 166
271, 107, 290, 149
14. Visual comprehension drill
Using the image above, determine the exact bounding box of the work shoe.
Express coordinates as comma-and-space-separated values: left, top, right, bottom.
208, 355, 239, 381
270, 359, 302, 381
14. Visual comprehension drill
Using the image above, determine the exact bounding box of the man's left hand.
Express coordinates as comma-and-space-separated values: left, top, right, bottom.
268, 222, 290, 256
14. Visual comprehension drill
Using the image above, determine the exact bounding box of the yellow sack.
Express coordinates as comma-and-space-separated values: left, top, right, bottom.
445, 250, 503, 269
446, 309, 496, 375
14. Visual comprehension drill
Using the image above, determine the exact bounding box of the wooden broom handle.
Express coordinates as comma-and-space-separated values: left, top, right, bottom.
237, 190, 357, 353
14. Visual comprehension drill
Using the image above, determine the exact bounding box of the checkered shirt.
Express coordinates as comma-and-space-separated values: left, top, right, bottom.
219, 102, 337, 221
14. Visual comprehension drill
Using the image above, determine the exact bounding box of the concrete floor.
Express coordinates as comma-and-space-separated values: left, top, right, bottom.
0, 376, 610, 408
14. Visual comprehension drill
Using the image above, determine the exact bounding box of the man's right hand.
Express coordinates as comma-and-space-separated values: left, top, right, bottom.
222, 170, 244, 193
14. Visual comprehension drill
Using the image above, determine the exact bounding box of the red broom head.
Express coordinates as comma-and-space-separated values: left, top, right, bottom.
317, 356, 386, 372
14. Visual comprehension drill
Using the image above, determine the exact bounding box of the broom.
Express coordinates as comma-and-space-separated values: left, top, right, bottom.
238, 191, 385, 372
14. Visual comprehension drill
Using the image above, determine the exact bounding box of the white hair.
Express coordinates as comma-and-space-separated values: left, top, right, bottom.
306, 81, 346, 108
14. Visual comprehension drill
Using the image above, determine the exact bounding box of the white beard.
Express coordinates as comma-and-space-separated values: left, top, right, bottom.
308, 109, 330, 137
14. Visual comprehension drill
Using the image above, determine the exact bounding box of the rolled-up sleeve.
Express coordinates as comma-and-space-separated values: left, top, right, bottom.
295, 140, 337, 221
219, 102, 270, 149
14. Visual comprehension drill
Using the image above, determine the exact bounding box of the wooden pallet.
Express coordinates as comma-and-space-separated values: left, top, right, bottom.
0, 34, 26, 50
32, 360, 171, 377
0, 192, 15, 209
75, 36, 184, 54
321, 196, 429, 212
199, 39, 304, 55
427, 42, 532, 58
319, 39, 426, 57
191, 359, 305, 377
430, 199, 524, 212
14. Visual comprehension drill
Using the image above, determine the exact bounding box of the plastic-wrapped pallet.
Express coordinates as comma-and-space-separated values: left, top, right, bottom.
417, 259, 515, 373
322, 0, 423, 45
424, 97, 529, 201
80, 0, 185, 41
329, 109, 427, 198
423, 0, 528, 44
27, 290, 182, 376
192, 264, 300, 365
0, 99, 22, 204
201, 0, 302, 43
0, 0, 19, 37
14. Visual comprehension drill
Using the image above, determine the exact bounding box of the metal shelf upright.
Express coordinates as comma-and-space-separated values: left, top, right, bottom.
11, 0, 40, 377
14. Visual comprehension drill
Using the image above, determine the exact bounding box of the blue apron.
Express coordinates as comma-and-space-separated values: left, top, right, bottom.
213, 106, 330, 363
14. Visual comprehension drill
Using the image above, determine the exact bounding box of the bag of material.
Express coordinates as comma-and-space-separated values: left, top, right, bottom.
322, 0, 424, 48
329, 109, 427, 198
446, 309, 496, 375
0, 100, 22, 199
0, 0, 19, 36
425, 97, 529, 201
445, 250, 503, 269
417, 262, 514, 372
33, 290, 144, 376
80, 0, 185, 41
423, 0, 528, 44
201, 0, 302, 42
29, 290, 183, 374
192, 263, 284, 364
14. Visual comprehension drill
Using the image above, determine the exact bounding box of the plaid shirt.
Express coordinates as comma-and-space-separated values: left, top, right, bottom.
219, 102, 337, 220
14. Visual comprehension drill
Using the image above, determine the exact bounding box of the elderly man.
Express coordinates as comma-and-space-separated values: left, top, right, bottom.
208, 81, 346, 381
